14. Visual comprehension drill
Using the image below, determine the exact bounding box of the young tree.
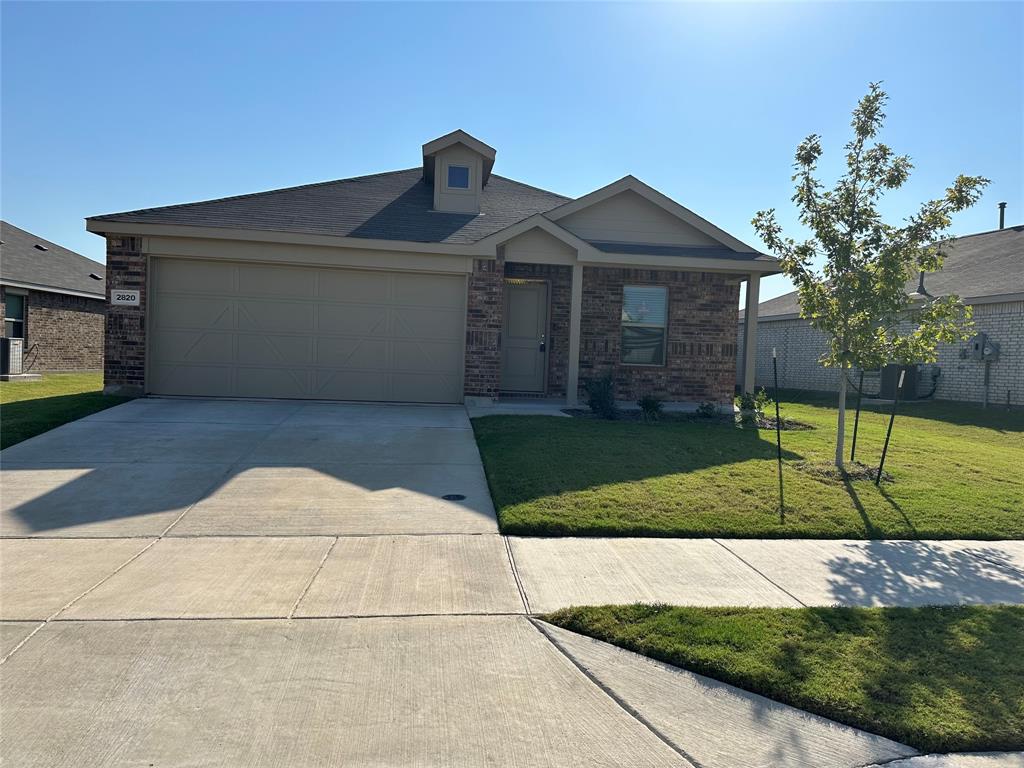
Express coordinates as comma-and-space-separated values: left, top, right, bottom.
753, 83, 988, 469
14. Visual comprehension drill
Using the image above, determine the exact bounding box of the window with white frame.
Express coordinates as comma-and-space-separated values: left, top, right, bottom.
446, 164, 470, 190
621, 285, 667, 365
4, 293, 25, 340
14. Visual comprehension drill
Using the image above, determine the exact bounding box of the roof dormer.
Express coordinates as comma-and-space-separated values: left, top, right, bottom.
422, 130, 496, 214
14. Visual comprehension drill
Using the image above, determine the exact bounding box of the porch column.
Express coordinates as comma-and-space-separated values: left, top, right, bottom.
566, 262, 583, 406
742, 272, 760, 394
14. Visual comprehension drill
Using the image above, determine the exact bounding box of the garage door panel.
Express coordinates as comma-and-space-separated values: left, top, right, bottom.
393, 307, 465, 339
153, 330, 234, 365
392, 273, 465, 306
391, 340, 463, 374
235, 368, 311, 399
317, 304, 390, 337
150, 258, 465, 403
238, 300, 315, 333
317, 269, 391, 303
153, 259, 235, 294
237, 335, 315, 366
237, 264, 317, 298
391, 372, 460, 403
315, 337, 388, 369
154, 296, 233, 331
313, 370, 388, 401
151, 364, 235, 398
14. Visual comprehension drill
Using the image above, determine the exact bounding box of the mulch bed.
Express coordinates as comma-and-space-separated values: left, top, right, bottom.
793, 460, 893, 483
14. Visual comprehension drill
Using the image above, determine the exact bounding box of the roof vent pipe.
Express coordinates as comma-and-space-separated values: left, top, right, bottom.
998, 202, 1007, 229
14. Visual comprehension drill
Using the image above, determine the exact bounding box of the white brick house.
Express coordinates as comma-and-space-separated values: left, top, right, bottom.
738, 225, 1024, 407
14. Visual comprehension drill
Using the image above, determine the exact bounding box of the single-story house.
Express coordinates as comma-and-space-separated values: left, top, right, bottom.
86, 130, 779, 406
0, 221, 106, 372
738, 223, 1024, 406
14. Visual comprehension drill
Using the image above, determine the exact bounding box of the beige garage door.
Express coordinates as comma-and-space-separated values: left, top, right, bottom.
149, 258, 466, 402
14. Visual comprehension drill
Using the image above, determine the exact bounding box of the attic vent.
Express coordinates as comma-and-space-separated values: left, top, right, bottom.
34, 244, 48, 251
89, 273, 103, 281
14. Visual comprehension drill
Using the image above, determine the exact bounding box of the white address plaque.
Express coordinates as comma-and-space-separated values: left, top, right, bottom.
111, 290, 140, 306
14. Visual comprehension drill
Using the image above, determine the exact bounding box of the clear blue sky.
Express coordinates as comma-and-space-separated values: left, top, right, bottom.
2, 1, 1021, 302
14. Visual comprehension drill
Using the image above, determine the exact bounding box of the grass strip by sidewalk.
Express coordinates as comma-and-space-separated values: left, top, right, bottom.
0, 373, 132, 449
545, 604, 1024, 753
473, 397, 1024, 539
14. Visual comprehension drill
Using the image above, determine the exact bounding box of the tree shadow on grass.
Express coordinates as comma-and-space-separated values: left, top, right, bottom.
841, 477, 920, 539
474, 416, 803, 509
770, 605, 1024, 753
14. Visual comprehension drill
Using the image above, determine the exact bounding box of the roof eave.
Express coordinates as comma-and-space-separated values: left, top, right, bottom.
0, 278, 104, 301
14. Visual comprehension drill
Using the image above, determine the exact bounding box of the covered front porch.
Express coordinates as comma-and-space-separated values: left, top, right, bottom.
468, 254, 766, 410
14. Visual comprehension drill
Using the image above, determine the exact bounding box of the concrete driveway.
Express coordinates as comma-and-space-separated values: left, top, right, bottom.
0, 398, 932, 766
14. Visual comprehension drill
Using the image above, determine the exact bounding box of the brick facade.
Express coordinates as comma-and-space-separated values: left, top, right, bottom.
462, 255, 505, 399
103, 235, 147, 395
503, 262, 572, 397
95, 238, 745, 404
1, 285, 104, 372
580, 267, 740, 404
738, 299, 1024, 406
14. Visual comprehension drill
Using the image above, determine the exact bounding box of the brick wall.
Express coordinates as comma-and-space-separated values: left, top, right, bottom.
24, 291, 104, 371
103, 235, 147, 395
581, 267, 740, 404
503, 262, 572, 397
738, 299, 1024, 406
2, 286, 104, 371
463, 255, 504, 399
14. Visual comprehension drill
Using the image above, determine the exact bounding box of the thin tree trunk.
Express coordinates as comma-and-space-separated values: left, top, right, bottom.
835, 369, 847, 469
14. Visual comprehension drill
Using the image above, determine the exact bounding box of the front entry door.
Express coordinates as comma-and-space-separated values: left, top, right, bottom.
501, 281, 548, 393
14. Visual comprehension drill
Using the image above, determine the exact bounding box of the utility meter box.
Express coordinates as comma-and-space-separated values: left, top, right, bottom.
969, 333, 1000, 362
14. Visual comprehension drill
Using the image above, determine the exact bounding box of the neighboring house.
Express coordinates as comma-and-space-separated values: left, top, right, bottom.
0, 221, 106, 372
86, 130, 779, 405
738, 224, 1024, 406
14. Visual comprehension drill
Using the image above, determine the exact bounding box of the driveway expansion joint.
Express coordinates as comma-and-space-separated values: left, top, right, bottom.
0, 537, 159, 665
503, 535, 531, 613
529, 617, 701, 768
288, 537, 339, 618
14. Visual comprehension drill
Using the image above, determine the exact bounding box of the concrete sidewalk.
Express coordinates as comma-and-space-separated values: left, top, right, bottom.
510, 537, 1024, 612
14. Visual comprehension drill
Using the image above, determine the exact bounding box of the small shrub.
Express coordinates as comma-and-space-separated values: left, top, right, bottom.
754, 387, 774, 414
586, 375, 618, 419
735, 391, 757, 412
637, 394, 663, 421
696, 401, 719, 418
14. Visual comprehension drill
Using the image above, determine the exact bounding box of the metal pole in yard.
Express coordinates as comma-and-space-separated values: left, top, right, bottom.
850, 369, 864, 463
773, 348, 784, 520
875, 369, 904, 486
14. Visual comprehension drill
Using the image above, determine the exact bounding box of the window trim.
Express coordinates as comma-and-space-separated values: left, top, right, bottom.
444, 162, 473, 193
620, 284, 668, 367
4, 291, 26, 341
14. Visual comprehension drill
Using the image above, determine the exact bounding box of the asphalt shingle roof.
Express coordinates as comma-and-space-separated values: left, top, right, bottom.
89, 168, 571, 245
742, 225, 1024, 320
1, 221, 105, 298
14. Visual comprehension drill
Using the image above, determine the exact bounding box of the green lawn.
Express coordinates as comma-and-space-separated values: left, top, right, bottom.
472, 396, 1024, 539
545, 604, 1024, 753
0, 373, 133, 449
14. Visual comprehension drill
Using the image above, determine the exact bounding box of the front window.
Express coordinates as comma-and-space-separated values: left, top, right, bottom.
4, 293, 25, 339
447, 164, 470, 189
621, 285, 667, 365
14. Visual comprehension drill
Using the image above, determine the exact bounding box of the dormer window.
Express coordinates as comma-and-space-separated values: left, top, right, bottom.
447, 165, 470, 190
422, 130, 496, 214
